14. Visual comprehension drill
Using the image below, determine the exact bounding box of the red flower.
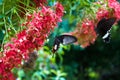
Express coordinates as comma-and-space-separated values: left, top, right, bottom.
108, 0, 120, 19
108, 0, 118, 8
55, 2, 64, 21
96, 8, 109, 20
0, 60, 15, 80
72, 19, 97, 48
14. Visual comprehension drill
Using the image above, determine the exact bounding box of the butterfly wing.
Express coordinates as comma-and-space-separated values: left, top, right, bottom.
52, 35, 77, 53
96, 18, 116, 36
61, 35, 77, 45
52, 38, 61, 53
95, 18, 106, 36
102, 32, 111, 43
96, 17, 116, 43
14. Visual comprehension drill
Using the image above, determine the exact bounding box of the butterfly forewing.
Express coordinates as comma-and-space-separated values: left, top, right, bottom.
96, 17, 116, 43
103, 18, 116, 31
52, 35, 77, 53
62, 35, 77, 45
96, 17, 116, 36
96, 18, 106, 35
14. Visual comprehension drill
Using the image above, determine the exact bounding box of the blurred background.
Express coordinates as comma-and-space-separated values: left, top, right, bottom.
0, 0, 120, 80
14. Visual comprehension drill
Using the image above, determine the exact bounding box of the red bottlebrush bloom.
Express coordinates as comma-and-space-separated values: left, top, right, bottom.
72, 19, 97, 48
108, 0, 120, 19
0, 3, 64, 80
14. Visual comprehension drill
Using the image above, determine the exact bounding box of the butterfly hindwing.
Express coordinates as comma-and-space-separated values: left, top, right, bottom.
102, 33, 110, 43
52, 38, 61, 53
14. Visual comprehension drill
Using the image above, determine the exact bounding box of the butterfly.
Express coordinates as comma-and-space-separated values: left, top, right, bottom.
95, 17, 116, 43
52, 35, 77, 53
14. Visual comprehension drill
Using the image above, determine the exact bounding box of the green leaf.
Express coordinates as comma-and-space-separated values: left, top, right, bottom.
0, 30, 4, 40
32, 72, 42, 80
0, 22, 4, 25
17, 70, 25, 77
0, 0, 2, 5
0, 14, 5, 19
60, 73, 67, 76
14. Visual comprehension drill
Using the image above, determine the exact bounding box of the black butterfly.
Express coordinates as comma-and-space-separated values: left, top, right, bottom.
95, 17, 116, 43
52, 35, 77, 53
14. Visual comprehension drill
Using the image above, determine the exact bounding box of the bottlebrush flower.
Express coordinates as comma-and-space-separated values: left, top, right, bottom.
72, 19, 97, 48
0, 3, 64, 80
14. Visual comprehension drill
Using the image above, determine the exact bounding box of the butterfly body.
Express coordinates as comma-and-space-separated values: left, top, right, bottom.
95, 17, 116, 43
52, 35, 77, 53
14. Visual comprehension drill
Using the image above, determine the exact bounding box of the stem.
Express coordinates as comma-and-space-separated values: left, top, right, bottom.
8, 17, 17, 34
1, 3, 8, 51
27, 0, 30, 7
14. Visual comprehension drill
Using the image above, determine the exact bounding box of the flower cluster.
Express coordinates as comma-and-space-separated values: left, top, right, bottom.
96, 0, 120, 20
0, 2, 64, 80
72, 19, 97, 48
108, 0, 120, 19
96, 8, 110, 20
